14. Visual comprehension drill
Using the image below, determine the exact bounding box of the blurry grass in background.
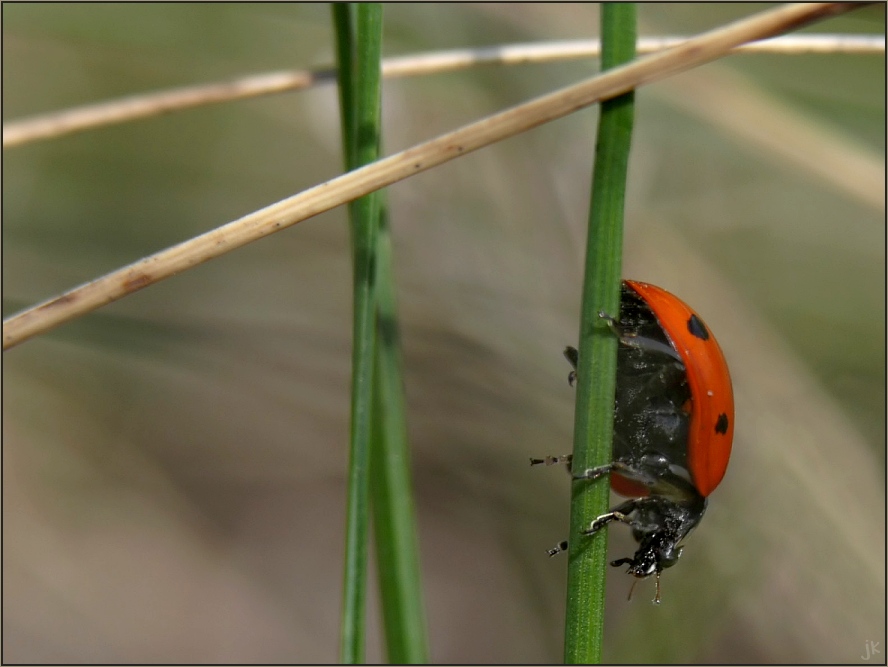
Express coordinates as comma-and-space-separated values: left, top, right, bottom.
2, 3, 884, 663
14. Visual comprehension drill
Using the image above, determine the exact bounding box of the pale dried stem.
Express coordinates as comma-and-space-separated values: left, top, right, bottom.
2, 3, 865, 350
4, 34, 882, 148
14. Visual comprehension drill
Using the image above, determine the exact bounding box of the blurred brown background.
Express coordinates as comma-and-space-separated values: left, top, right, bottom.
3, 4, 885, 663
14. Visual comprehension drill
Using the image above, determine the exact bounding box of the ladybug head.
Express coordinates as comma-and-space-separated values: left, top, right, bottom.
608, 499, 703, 604
611, 528, 684, 579
610, 532, 685, 604
612, 492, 705, 579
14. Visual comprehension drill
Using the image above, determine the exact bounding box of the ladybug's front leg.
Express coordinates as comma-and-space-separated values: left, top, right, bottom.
597, 312, 682, 362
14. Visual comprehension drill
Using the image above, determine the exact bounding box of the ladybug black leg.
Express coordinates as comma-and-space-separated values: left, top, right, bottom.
597, 310, 620, 333
532, 453, 572, 557
563, 346, 579, 385
529, 454, 572, 468
546, 540, 569, 557
571, 459, 642, 484
570, 463, 612, 482
582, 509, 632, 535
597, 311, 683, 362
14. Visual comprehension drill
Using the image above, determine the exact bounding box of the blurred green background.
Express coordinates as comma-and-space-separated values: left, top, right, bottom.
3, 4, 884, 663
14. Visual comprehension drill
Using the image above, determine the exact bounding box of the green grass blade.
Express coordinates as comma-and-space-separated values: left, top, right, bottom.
563, 4, 636, 664
332, 4, 384, 663
332, 5, 356, 166
370, 203, 430, 663
334, 5, 427, 662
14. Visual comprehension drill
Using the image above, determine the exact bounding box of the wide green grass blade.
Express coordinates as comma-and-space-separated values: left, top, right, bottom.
332, 4, 384, 663
563, 4, 636, 664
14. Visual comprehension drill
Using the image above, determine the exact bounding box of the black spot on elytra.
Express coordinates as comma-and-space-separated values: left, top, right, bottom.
715, 413, 729, 435
687, 314, 710, 341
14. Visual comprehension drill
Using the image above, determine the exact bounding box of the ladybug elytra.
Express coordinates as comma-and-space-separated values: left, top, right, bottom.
532, 280, 734, 602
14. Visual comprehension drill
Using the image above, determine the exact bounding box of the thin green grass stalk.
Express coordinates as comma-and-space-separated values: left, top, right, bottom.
369, 203, 430, 663
334, 5, 428, 663
333, 5, 356, 167
333, 4, 384, 663
563, 5, 636, 664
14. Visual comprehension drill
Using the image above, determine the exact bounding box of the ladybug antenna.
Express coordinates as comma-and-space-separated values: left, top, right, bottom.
621, 568, 663, 604
627, 578, 640, 602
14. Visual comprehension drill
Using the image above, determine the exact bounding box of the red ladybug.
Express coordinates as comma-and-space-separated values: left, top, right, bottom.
532, 280, 734, 602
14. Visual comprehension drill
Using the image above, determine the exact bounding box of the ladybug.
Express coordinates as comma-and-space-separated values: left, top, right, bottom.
531, 279, 734, 602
